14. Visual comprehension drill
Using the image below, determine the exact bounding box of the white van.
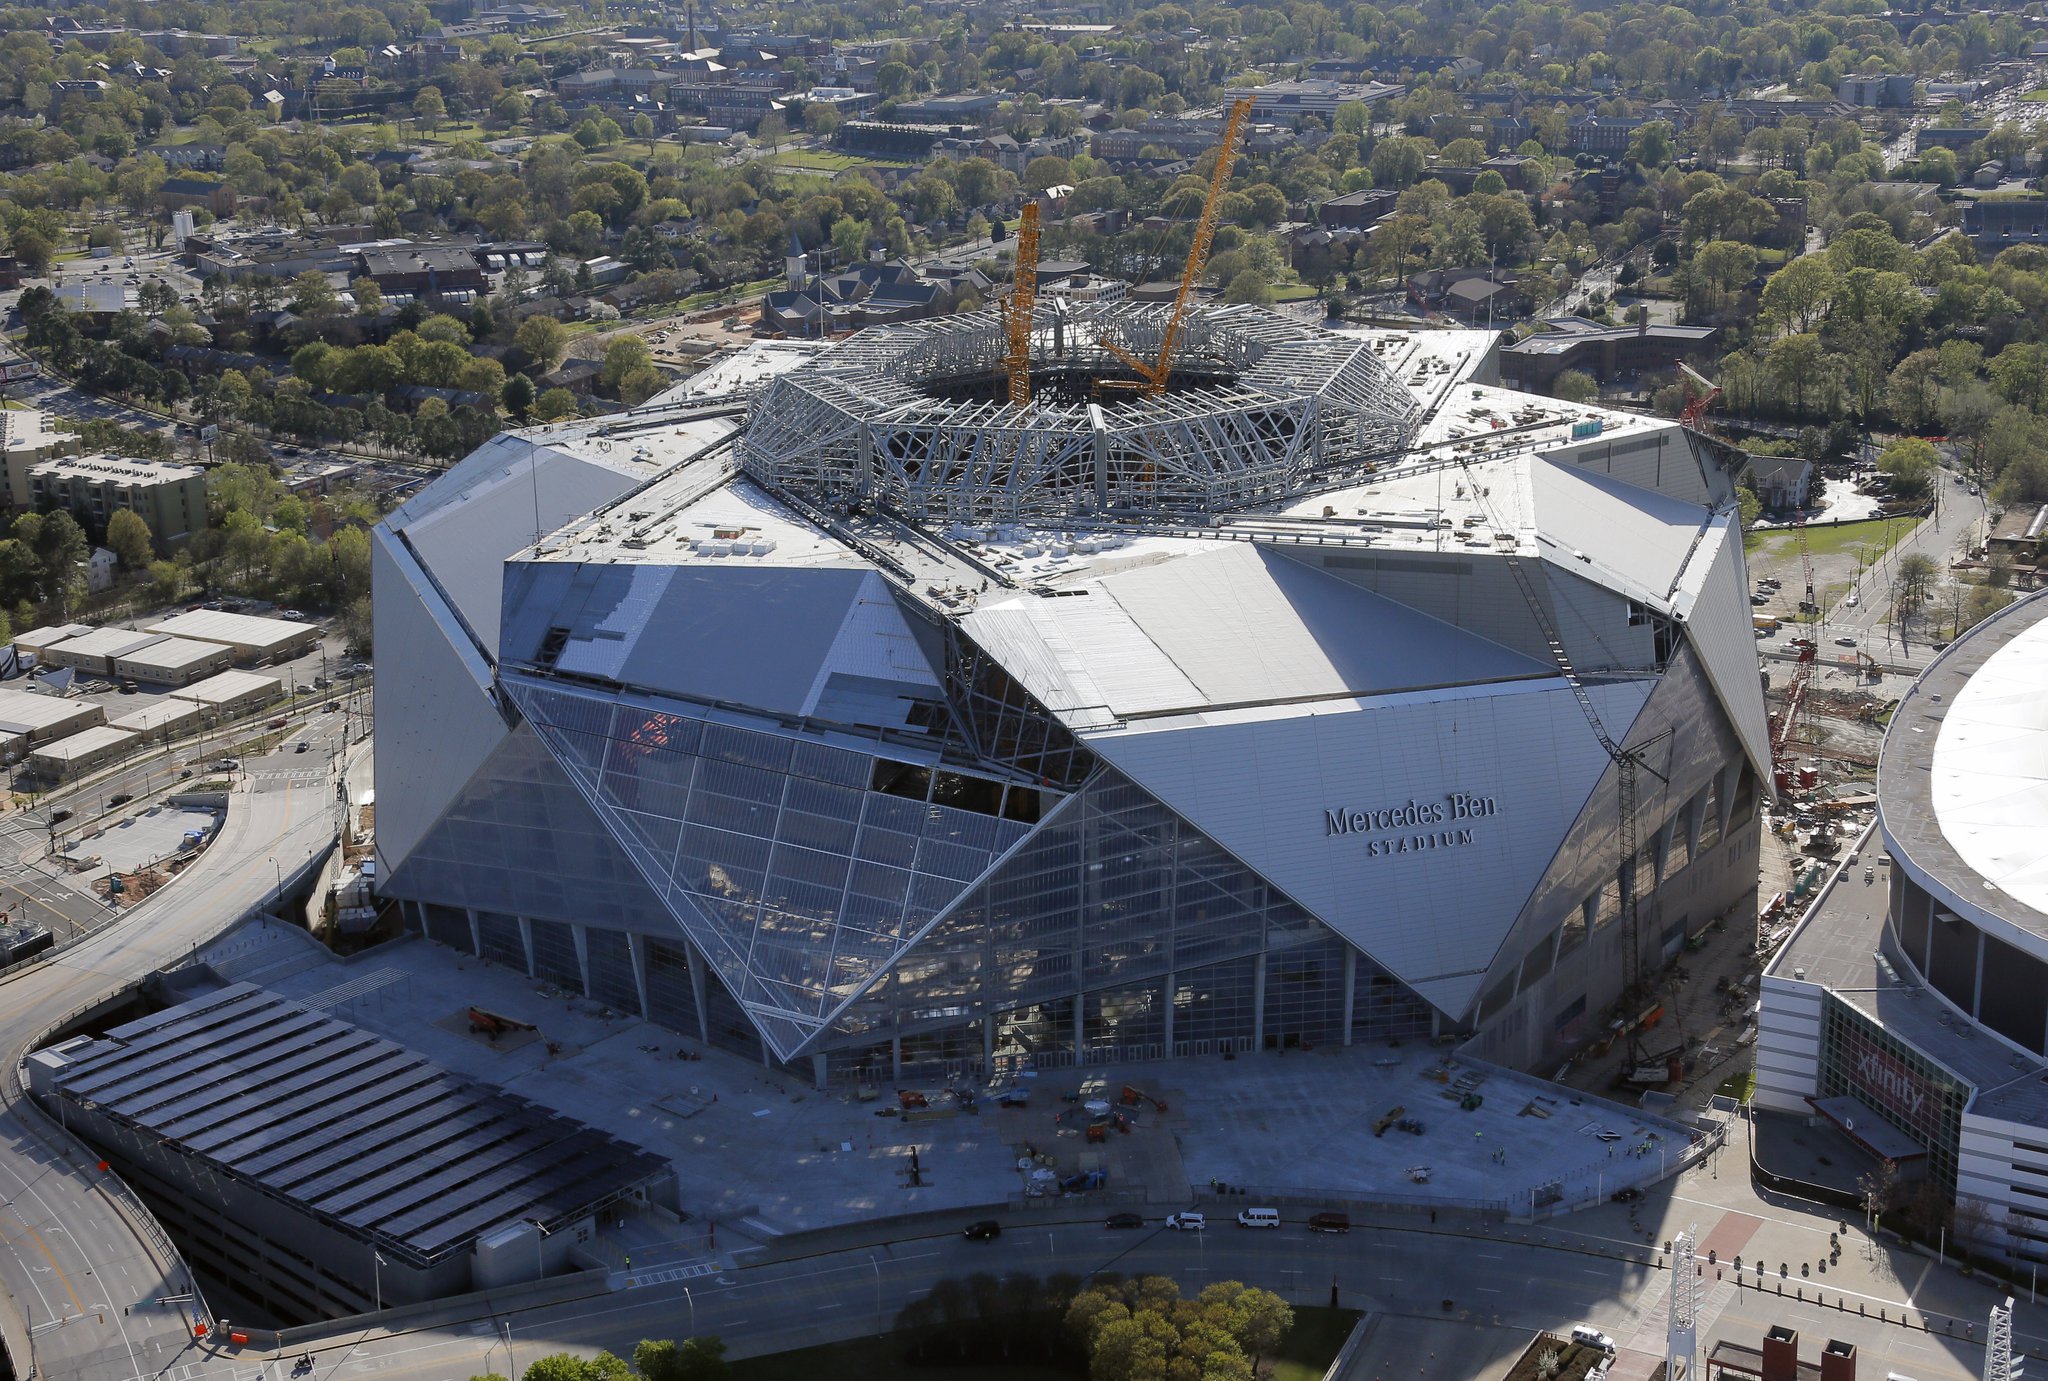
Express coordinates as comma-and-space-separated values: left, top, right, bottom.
1236, 1208, 1280, 1229
1164, 1212, 1206, 1231
1571, 1325, 1616, 1355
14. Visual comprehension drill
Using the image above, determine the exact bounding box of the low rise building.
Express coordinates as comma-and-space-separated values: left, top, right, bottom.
1225, 78, 1404, 119
1498, 320, 1721, 393
145, 611, 321, 665
38, 628, 167, 677
110, 698, 206, 743
115, 636, 236, 687
356, 244, 488, 300
13, 623, 93, 659
28, 455, 207, 546
170, 668, 286, 716
30, 725, 138, 780
1961, 197, 2048, 252
0, 687, 105, 746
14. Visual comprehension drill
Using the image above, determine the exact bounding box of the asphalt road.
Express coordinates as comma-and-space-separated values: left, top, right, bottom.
0, 754, 344, 1381
1811, 481, 1988, 662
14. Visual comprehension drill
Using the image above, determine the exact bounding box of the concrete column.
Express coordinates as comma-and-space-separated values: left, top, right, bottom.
1162, 972, 1176, 1055
811, 1053, 828, 1090
1342, 948, 1356, 1046
891, 1033, 902, 1081
571, 923, 592, 998
982, 1013, 995, 1076
1251, 951, 1267, 1054
465, 907, 482, 959
516, 916, 536, 978
1074, 992, 1086, 1066
625, 931, 651, 1022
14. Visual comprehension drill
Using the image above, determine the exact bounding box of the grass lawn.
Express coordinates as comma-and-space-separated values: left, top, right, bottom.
1265, 1307, 1365, 1381
761, 147, 905, 173
1749, 514, 1920, 562
1715, 1067, 1756, 1102
728, 1334, 1070, 1381
415, 121, 492, 144
1270, 282, 1320, 302
2023, 89, 2048, 102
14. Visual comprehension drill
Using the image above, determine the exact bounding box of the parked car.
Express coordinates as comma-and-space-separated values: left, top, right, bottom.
1164, 1212, 1205, 1231
963, 1220, 1002, 1241
1105, 1212, 1145, 1229
1611, 1187, 1643, 1203
1308, 1212, 1351, 1234
48, 808, 72, 824
108, 793, 132, 807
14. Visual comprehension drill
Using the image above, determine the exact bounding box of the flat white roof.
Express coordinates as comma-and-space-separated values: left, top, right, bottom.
0, 687, 101, 731
172, 669, 282, 705
32, 724, 137, 761
117, 636, 230, 670
147, 609, 318, 651
111, 700, 205, 733
17, 623, 92, 648
1932, 608, 2048, 916
45, 627, 165, 660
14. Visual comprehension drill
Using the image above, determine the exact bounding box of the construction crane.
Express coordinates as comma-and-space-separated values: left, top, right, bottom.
1099, 96, 1255, 397
1002, 203, 1041, 407
1678, 362, 1720, 435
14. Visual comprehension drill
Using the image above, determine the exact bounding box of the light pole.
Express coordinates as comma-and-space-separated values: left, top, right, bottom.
683, 1283, 695, 1338
373, 1248, 384, 1313
868, 1252, 881, 1319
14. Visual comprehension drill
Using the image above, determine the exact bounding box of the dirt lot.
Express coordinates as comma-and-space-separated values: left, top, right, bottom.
1745, 515, 1916, 616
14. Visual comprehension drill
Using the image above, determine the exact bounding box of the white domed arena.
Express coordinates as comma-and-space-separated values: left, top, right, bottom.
373, 305, 1769, 1086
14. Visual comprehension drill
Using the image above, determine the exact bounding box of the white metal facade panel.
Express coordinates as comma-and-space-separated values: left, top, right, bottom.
1931, 611, 2048, 916
371, 531, 511, 873
1753, 975, 1824, 1114
1097, 543, 1552, 711
1086, 679, 1637, 1003
1531, 456, 1713, 609
398, 441, 656, 655
798, 570, 944, 716
1678, 522, 1774, 782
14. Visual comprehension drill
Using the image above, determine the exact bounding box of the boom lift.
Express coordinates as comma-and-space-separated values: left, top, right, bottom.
1098, 97, 1255, 397
1002, 203, 1041, 407
1678, 363, 1720, 435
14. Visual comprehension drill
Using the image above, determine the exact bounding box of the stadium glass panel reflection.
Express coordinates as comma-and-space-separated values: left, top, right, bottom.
508, 679, 1033, 1055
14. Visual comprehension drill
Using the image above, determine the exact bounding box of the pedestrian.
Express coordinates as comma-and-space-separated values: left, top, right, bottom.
624, 1254, 632, 1269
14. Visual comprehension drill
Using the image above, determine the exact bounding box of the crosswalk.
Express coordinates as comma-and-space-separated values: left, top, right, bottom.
617, 1259, 721, 1289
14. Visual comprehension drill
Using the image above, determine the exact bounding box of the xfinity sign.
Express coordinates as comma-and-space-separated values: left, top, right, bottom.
1324, 793, 1499, 856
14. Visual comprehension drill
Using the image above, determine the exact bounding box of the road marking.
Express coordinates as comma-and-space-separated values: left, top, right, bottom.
25, 1221, 86, 1314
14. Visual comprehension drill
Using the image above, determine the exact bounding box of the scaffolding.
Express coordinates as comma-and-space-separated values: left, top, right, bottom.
736, 302, 1419, 522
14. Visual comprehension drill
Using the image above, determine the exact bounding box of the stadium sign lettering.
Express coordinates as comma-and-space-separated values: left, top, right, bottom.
1323, 794, 1498, 856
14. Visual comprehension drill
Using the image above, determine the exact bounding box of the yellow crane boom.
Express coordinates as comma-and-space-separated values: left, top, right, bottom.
1100, 96, 1255, 397
1003, 203, 1041, 407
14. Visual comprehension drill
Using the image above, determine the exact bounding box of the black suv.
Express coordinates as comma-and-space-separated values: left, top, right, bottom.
963, 1220, 1002, 1241
1105, 1212, 1144, 1230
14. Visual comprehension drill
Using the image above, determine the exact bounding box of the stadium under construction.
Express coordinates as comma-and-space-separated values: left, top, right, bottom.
370, 297, 1770, 1088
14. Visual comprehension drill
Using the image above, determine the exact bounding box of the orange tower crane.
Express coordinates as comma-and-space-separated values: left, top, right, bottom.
1100, 96, 1255, 397
1003, 203, 1041, 407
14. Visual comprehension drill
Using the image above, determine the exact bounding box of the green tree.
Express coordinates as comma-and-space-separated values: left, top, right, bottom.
1552, 369, 1598, 404
1627, 120, 1675, 167
1877, 436, 1938, 498
633, 1336, 728, 1381
106, 508, 154, 568
1759, 255, 1835, 333
414, 86, 446, 131
290, 270, 340, 317
515, 316, 570, 374
503, 372, 536, 418
533, 386, 579, 421
1369, 136, 1429, 189
147, 559, 183, 606
601, 335, 654, 391
518, 1354, 632, 1381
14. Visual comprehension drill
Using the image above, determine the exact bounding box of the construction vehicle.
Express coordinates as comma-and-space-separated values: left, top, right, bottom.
1120, 1084, 1168, 1112
1002, 203, 1041, 407
466, 1006, 536, 1040
1098, 96, 1254, 397
1372, 1105, 1406, 1137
